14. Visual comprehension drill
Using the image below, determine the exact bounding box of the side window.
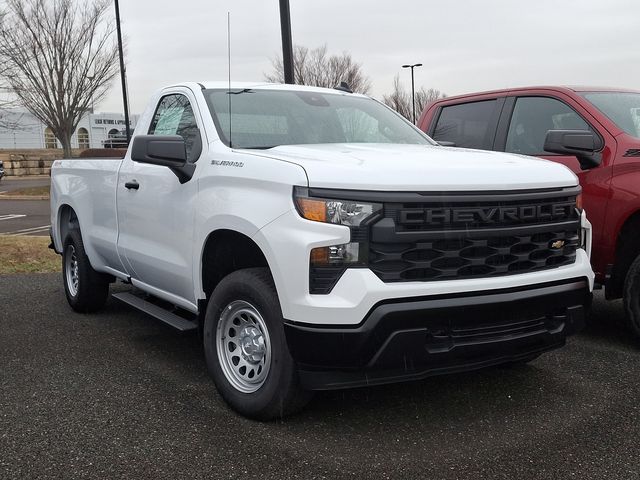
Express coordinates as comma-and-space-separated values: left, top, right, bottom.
432, 100, 498, 149
506, 97, 592, 155
148, 94, 202, 162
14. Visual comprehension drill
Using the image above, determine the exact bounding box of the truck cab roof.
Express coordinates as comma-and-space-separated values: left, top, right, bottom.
160, 81, 369, 98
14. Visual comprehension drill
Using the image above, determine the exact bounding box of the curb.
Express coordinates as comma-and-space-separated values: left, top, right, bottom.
0, 195, 49, 201
2, 175, 51, 180
0, 234, 51, 238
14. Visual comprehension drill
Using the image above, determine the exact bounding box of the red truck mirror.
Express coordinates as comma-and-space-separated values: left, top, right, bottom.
544, 129, 603, 170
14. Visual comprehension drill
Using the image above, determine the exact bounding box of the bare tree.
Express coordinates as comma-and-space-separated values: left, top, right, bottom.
265, 45, 371, 94
0, 64, 21, 129
0, 0, 119, 157
383, 74, 445, 123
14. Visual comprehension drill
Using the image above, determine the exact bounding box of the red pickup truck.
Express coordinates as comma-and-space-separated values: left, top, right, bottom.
418, 86, 640, 336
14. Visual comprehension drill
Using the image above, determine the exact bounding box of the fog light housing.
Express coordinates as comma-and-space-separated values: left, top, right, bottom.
311, 242, 364, 266
309, 243, 367, 294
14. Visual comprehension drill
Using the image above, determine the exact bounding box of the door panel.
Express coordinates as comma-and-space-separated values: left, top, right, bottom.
116, 91, 203, 304
117, 160, 197, 303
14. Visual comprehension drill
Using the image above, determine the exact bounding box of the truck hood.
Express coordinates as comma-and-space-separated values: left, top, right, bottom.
251, 143, 577, 191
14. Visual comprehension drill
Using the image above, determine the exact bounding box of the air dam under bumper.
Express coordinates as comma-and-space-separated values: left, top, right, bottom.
284, 278, 590, 390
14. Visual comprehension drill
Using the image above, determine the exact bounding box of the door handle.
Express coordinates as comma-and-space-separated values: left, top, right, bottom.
125, 180, 139, 190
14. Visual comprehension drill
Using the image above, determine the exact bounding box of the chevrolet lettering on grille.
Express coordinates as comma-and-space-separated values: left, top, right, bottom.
399, 202, 574, 225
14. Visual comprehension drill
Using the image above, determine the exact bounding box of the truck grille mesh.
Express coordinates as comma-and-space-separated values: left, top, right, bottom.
369, 230, 579, 282
368, 189, 580, 283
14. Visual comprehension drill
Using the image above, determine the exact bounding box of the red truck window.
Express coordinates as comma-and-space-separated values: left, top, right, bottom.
505, 97, 591, 155
432, 100, 498, 149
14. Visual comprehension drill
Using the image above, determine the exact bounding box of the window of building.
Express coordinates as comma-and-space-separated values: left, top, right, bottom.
77, 127, 90, 149
44, 127, 57, 149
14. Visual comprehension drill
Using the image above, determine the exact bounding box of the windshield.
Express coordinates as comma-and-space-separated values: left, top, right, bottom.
581, 91, 640, 138
204, 88, 435, 149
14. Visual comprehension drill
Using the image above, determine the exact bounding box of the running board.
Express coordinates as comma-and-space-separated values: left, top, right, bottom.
112, 292, 198, 332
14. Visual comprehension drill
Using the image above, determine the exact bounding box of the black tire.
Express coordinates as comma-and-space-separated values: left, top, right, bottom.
62, 229, 110, 313
623, 254, 640, 338
203, 268, 311, 420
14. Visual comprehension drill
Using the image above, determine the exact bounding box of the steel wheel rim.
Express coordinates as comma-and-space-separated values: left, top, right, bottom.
216, 300, 272, 393
65, 245, 79, 297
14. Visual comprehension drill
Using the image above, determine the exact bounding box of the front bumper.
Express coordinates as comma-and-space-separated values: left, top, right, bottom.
256, 208, 594, 327
284, 278, 590, 390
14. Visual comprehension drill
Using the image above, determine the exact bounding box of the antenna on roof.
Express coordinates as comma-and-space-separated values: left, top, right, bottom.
227, 12, 233, 148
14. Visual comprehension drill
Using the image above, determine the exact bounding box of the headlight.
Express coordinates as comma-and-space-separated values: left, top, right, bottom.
576, 193, 583, 213
294, 187, 380, 294
293, 188, 382, 227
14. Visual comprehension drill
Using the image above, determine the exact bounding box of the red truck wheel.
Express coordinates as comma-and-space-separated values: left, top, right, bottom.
623, 254, 640, 338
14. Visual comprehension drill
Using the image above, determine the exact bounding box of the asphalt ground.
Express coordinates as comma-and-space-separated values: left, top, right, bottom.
0, 178, 51, 236
0, 176, 51, 194
1, 274, 639, 479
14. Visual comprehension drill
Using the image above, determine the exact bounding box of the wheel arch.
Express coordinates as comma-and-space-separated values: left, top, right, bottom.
609, 209, 640, 299
57, 203, 81, 248
199, 229, 272, 303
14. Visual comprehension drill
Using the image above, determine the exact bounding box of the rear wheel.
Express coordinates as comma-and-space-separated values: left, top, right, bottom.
623, 254, 640, 338
203, 268, 311, 420
62, 229, 110, 312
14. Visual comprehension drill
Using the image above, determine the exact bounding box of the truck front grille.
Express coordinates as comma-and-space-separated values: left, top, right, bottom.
306, 186, 582, 293
369, 229, 579, 282
368, 187, 581, 284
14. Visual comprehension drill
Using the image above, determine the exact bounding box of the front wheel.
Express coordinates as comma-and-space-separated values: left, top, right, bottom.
623, 254, 640, 338
62, 229, 110, 313
203, 268, 311, 420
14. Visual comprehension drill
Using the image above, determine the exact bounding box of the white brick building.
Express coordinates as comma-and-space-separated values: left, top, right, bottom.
0, 109, 139, 149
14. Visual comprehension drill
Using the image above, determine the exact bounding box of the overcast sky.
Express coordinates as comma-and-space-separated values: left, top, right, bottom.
101, 0, 640, 114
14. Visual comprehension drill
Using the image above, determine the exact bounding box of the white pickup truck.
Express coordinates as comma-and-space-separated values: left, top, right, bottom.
50, 82, 594, 419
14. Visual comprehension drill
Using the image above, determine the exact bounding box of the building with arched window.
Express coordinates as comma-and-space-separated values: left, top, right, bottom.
44, 127, 57, 149
77, 127, 90, 149
0, 110, 138, 149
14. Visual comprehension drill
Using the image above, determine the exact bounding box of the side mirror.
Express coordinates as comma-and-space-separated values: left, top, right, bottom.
544, 129, 603, 170
130, 135, 195, 183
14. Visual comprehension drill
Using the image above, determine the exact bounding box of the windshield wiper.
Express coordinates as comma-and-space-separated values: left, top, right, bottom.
227, 88, 254, 95
241, 145, 279, 150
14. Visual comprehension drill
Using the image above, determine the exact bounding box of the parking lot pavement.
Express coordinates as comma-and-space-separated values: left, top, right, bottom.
0, 176, 51, 194
0, 199, 50, 236
1, 274, 639, 480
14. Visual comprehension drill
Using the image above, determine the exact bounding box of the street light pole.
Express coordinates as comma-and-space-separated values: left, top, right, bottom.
402, 63, 422, 124
114, 0, 131, 143
279, 0, 294, 84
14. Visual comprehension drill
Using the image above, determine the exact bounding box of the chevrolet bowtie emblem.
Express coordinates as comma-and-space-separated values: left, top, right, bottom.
550, 240, 565, 249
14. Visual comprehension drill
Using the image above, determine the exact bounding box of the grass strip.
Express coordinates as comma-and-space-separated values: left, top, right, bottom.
1, 186, 50, 197
0, 235, 60, 274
